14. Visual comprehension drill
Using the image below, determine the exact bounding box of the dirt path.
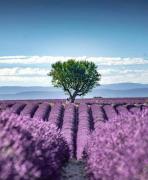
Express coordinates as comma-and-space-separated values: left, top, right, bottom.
61, 159, 88, 180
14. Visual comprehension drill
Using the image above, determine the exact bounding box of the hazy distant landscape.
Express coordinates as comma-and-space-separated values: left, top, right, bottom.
0, 83, 148, 100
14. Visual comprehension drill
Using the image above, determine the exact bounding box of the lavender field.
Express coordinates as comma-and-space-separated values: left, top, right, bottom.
0, 98, 148, 180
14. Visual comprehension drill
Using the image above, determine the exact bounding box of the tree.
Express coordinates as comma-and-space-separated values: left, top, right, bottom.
48, 59, 101, 103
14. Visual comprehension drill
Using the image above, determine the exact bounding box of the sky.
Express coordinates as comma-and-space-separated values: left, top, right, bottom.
0, 0, 148, 86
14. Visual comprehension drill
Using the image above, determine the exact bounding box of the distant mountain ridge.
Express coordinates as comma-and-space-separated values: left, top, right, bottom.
0, 86, 53, 94
98, 83, 148, 90
0, 83, 148, 100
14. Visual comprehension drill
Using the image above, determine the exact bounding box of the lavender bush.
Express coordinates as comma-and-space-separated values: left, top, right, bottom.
85, 110, 148, 180
61, 103, 76, 157
0, 116, 69, 180
0, 103, 14, 112
103, 104, 118, 120
48, 103, 64, 127
142, 105, 148, 115
129, 106, 141, 114
77, 103, 91, 159
91, 104, 106, 129
33, 102, 50, 121
20, 103, 38, 118
116, 105, 131, 116
0, 103, 26, 120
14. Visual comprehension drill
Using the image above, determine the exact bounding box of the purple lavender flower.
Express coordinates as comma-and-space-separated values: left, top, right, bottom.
0, 116, 69, 180
85, 111, 148, 180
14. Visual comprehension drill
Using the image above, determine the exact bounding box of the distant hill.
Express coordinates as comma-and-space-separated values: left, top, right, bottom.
91, 88, 148, 98
0, 91, 66, 100
98, 83, 148, 90
0, 86, 52, 94
0, 83, 148, 100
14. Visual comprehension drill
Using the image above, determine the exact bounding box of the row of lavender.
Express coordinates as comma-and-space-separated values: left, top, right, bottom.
0, 100, 148, 179
0, 101, 148, 160
0, 116, 69, 180
1, 101, 148, 123
85, 108, 148, 180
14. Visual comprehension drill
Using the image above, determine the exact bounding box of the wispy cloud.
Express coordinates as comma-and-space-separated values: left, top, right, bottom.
0, 56, 148, 65
102, 71, 148, 84
0, 67, 48, 76
0, 56, 148, 86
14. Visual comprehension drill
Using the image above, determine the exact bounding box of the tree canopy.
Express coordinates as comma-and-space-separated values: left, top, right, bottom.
48, 59, 101, 102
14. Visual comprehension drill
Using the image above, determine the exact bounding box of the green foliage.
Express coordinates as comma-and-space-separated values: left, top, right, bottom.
48, 59, 101, 102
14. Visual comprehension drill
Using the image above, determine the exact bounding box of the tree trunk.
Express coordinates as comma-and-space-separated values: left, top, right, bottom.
70, 96, 75, 103
70, 98, 75, 103
70, 94, 76, 103
68, 91, 78, 103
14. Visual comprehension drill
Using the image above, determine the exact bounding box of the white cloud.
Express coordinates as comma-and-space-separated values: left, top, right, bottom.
0, 56, 148, 66
0, 56, 148, 85
99, 68, 148, 76
89, 57, 148, 65
0, 67, 49, 76
101, 71, 148, 84
0, 76, 51, 86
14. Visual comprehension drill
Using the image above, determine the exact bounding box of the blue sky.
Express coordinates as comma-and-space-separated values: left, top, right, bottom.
0, 0, 148, 56
0, 0, 148, 86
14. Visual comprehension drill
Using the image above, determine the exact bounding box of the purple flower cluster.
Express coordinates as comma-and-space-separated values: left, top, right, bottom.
85, 111, 148, 180
33, 102, 50, 121
9, 103, 26, 114
20, 103, 38, 118
0, 103, 13, 112
61, 104, 75, 157
129, 106, 141, 114
0, 100, 148, 163
103, 104, 118, 120
91, 104, 106, 128
48, 103, 64, 127
142, 105, 148, 115
0, 116, 69, 180
0, 103, 25, 120
75, 97, 148, 104
116, 105, 130, 116
77, 103, 91, 159
1, 98, 148, 109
